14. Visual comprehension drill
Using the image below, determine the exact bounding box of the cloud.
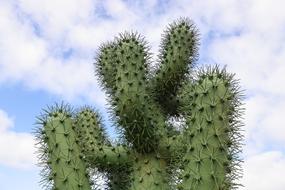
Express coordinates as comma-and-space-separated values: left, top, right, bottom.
16, 0, 98, 40
0, 1, 106, 106
241, 151, 285, 190
0, 109, 36, 169
243, 95, 285, 157
1, 0, 284, 103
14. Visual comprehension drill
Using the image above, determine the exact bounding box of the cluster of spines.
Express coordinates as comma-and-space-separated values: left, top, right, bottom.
177, 66, 244, 189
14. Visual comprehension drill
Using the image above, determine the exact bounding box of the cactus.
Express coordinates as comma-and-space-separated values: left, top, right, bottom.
36, 18, 243, 190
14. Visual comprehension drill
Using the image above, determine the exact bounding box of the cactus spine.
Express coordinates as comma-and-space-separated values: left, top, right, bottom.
36, 18, 243, 190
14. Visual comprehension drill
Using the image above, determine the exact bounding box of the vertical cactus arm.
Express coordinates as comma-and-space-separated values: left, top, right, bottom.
95, 42, 118, 94
35, 104, 92, 190
150, 18, 199, 116
95, 32, 167, 153
74, 106, 108, 158
177, 66, 244, 190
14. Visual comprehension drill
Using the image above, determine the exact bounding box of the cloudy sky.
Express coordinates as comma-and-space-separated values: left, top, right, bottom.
0, 0, 284, 189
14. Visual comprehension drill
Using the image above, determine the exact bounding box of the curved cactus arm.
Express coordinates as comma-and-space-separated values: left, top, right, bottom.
95, 42, 118, 94
73, 107, 108, 160
35, 104, 92, 190
95, 32, 167, 153
74, 107, 132, 189
74, 107, 132, 167
150, 18, 199, 116
85, 145, 132, 168
85, 145, 133, 190
177, 66, 243, 190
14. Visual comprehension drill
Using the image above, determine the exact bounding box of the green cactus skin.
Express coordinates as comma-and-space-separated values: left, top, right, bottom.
97, 32, 168, 154
73, 107, 130, 168
74, 107, 132, 189
35, 104, 92, 190
177, 67, 243, 190
129, 153, 170, 190
36, 18, 243, 190
151, 18, 199, 116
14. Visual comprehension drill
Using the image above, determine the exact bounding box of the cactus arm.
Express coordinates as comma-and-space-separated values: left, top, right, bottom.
87, 145, 133, 190
83, 144, 132, 168
112, 33, 156, 153
178, 66, 243, 190
35, 104, 92, 190
74, 107, 132, 189
95, 42, 118, 94
95, 33, 167, 153
74, 107, 132, 167
150, 18, 199, 116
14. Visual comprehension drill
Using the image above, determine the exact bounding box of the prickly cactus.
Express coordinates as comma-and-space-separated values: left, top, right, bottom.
35, 18, 243, 190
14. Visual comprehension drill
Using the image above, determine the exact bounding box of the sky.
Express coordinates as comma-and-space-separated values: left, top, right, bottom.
0, 0, 285, 189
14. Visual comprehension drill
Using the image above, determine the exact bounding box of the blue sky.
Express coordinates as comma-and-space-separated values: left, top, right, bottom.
1, 0, 285, 189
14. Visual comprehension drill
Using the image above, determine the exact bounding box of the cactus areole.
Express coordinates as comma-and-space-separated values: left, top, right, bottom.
35, 18, 243, 190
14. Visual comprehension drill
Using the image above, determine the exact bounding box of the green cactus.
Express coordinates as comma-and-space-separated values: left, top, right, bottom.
35, 104, 92, 190
36, 18, 243, 190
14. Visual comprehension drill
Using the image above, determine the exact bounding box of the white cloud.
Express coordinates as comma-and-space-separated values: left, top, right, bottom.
0, 1, 106, 106
102, 0, 137, 21
0, 109, 36, 169
243, 95, 285, 156
16, 0, 98, 40
241, 151, 285, 190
